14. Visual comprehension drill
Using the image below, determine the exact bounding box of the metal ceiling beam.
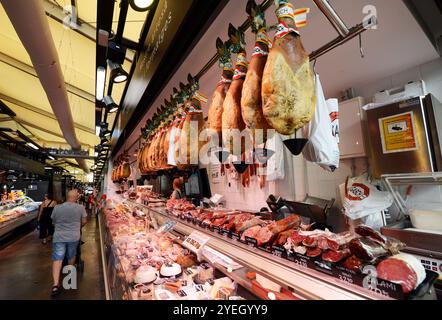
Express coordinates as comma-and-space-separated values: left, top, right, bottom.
42, 0, 135, 63
0, 51, 95, 103
0, 93, 95, 135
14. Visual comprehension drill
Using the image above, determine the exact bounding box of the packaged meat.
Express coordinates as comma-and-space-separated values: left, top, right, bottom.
349, 237, 389, 262
262, 0, 315, 135
376, 253, 426, 294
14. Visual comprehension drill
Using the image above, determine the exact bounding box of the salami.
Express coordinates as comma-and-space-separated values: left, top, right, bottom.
321, 249, 350, 263
349, 237, 389, 262
376, 253, 426, 294
262, 0, 315, 135
306, 247, 321, 258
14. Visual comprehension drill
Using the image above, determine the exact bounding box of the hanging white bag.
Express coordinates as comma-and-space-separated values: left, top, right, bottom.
302, 74, 340, 171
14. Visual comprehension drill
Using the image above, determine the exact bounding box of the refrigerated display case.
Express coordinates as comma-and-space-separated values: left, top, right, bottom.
99, 196, 439, 300
0, 196, 40, 238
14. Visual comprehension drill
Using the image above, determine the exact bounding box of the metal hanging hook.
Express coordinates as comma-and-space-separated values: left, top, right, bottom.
359, 33, 365, 59
313, 58, 318, 74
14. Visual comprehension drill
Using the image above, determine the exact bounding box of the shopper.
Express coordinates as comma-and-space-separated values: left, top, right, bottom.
37, 194, 57, 244
50, 190, 87, 296
170, 177, 184, 200
87, 193, 95, 215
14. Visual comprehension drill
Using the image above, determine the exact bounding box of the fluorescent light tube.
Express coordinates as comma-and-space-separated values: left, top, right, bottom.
96, 66, 106, 101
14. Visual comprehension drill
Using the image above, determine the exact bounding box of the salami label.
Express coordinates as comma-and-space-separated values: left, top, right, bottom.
252, 44, 269, 58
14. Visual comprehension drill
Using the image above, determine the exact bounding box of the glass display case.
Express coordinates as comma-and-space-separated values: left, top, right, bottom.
0, 196, 40, 237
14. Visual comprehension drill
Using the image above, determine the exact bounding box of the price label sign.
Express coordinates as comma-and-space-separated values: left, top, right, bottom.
245, 237, 258, 248
182, 231, 211, 255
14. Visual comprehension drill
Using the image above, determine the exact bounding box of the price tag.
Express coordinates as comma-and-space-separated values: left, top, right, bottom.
271, 246, 286, 259
293, 254, 312, 269
258, 245, 272, 254
213, 226, 220, 233
245, 236, 257, 248
231, 232, 241, 241
221, 229, 230, 237
182, 231, 211, 255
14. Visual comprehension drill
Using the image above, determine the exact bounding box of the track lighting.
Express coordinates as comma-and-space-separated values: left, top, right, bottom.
103, 96, 119, 113
129, 0, 155, 12
108, 60, 128, 83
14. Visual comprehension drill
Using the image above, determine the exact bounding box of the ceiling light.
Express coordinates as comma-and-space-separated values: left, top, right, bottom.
96, 66, 106, 101
94, 152, 98, 157
108, 60, 128, 83
45, 167, 53, 170
129, 0, 154, 11
48, 155, 55, 160
103, 96, 119, 113
27, 142, 39, 150
96, 125, 101, 136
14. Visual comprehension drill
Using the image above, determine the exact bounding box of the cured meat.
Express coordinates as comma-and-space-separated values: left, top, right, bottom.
241, 1, 271, 136
376, 253, 426, 294
256, 214, 301, 245
342, 255, 363, 272
222, 26, 248, 155
355, 225, 387, 244
349, 237, 389, 262
322, 249, 350, 263
241, 225, 262, 241
208, 38, 233, 139
306, 247, 321, 258
302, 236, 318, 248
236, 216, 267, 233
177, 106, 205, 169
289, 231, 306, 246
326, 231, 355, 251
262, 0, 315, 135
274, 229, 294, 246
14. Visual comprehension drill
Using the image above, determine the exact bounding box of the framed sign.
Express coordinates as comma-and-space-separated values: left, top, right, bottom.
379, 111, 419, 154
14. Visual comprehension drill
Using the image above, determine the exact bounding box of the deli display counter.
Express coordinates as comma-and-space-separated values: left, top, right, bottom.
0, 195, 40, 238
99, 192, 438, 300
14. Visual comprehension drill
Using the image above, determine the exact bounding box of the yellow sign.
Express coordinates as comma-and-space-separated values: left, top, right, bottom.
379, 111, 419, 154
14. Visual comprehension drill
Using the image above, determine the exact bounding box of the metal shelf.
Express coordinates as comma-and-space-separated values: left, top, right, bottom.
144, 205, 390, 300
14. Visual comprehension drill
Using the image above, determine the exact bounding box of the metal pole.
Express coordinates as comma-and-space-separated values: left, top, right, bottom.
311, 0, 349, 37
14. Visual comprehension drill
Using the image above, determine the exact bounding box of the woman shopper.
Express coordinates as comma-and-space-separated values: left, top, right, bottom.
37, 194, 57, 244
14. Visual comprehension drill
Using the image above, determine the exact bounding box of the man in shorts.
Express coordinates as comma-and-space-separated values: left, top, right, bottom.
50, 190, 87, 296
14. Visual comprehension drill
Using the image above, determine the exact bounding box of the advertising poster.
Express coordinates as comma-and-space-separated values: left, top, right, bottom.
378, 111, 419, 154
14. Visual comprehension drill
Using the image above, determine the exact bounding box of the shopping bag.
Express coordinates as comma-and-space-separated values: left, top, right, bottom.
302, 74, 340, 171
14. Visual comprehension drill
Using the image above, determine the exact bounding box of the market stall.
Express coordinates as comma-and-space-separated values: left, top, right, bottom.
0, 192, 40, 238
100, 0, 442, 301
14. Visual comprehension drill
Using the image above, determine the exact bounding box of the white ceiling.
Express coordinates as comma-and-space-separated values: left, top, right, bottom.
120, 0, 439, 158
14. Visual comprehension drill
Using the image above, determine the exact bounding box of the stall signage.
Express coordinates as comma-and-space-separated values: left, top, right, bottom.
117, 0, 193, 137
182, 231, 210, 254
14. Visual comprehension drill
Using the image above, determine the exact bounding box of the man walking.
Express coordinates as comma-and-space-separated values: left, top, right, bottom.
50, 190, 87, 296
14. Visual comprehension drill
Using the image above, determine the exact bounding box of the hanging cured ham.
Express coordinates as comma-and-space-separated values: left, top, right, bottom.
176, 90, 206, 170
208, 39, 233, 143
262, 0, 315, 135
241, 0, 271, 139
222, 25, 248, 156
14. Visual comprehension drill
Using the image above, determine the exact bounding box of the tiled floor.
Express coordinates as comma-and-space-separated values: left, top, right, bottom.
0, 216, 105, 300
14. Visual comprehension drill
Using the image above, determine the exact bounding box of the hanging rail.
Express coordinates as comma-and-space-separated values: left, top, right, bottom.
119, 0, 377, 160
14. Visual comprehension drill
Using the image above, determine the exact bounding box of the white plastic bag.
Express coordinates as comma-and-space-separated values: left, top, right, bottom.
302, 74, 340, 171
340, 174, 393, 220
